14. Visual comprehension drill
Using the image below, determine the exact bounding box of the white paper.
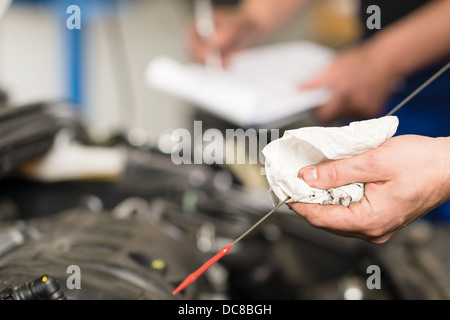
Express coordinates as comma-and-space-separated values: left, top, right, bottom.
262, 116, 399, 206
145, 41, 335, 127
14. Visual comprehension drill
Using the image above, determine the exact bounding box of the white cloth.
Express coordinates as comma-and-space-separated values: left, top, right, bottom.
262, 116, 399, 207
146, 41, 335, 127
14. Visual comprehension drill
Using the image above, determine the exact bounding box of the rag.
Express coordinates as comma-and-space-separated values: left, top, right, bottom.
262, 116, 399, 207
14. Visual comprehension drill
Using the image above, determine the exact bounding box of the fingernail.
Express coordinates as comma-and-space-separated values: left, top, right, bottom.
301, 167, 317, 183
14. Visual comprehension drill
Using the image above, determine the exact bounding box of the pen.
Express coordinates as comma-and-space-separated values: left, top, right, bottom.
194, 0, 222, 69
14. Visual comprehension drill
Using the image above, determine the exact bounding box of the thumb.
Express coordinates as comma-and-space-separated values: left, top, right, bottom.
297, 151, 385, 190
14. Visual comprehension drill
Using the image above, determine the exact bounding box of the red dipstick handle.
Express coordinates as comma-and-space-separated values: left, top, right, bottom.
172, 244, 233, 295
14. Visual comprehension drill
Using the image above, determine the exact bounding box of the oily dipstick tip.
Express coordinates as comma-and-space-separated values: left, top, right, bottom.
172, 244, 233, 295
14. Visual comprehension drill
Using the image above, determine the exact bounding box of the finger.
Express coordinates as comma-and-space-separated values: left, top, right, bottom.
289, 200, 390, 241
221, 48, 243, 67
300, 76, 325, 90
210, 9, 240, 48
211, 21, 244, 52
297, 150, 388, 190
187, 24, 206, 63
289, 202, 360, 232
300, 71, 331, 90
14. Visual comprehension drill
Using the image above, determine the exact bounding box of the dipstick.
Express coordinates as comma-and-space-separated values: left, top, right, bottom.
387, 61, 450, 116
232, 196, 292, 245
172, 244, 233, 295
172, 197, 291, 295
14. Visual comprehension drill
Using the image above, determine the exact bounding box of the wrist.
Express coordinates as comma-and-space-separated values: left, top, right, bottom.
438, 137, 450, 201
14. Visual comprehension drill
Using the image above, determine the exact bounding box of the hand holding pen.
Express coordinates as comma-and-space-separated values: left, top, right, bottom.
188, 0, 262, 67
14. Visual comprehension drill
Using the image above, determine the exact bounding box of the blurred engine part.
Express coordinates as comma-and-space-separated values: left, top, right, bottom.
0, 275, 66, 300
0, 102, 449, 300
0, 102, 84, 178
0, 205, 208, 300
2, 182, 450, 300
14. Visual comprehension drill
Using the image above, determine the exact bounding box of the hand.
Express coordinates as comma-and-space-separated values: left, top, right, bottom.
301, 46, 399, 123
288, 135, 450, 244
187, 0, 308, 66
187, 8, 263, 67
